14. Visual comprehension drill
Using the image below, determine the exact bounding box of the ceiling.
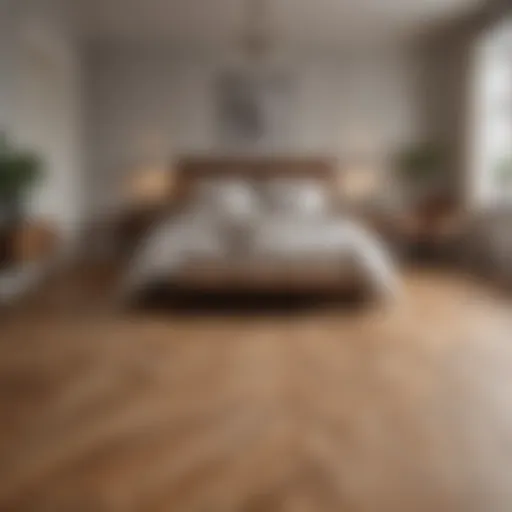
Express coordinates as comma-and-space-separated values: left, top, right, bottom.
76, 0, 485, 49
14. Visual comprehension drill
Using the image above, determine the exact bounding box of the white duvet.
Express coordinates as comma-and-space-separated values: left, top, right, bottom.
121, 208, 399, 301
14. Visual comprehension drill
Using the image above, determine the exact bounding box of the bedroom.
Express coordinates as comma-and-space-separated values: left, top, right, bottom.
1, 0, 512, 510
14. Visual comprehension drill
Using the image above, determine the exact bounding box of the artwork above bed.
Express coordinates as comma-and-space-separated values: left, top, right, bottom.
217, 69, 294, 151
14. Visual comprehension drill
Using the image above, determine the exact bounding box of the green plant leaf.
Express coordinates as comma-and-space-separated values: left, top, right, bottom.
0, 138, 43, 199
396, 143, 445, 183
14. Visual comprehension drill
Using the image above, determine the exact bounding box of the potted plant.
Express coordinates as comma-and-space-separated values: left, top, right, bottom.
396, 143, 447, 206
0, 134, 43, 267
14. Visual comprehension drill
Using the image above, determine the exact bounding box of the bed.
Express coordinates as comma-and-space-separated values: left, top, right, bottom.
121, 157, 399, 302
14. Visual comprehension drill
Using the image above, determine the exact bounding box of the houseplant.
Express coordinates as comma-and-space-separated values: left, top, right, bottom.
396, 143, 447, 206
0, 134, 43, 267
0, 134, 42, 227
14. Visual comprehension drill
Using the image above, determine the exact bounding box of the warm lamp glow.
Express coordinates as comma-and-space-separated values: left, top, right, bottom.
341, 166, 380, 201
123, 165, 174, 206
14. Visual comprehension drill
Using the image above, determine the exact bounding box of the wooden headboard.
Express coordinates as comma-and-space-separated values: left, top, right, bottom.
175, 157, 337, 199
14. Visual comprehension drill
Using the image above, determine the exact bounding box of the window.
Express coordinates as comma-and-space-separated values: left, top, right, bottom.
469, 19, 512, 207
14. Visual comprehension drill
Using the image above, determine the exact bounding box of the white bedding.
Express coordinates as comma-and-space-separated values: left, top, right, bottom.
121, 208, 399, 301
251, 217, 397, 296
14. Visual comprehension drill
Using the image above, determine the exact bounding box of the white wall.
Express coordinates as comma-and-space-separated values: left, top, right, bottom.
0, 1, 22, 130
14, 26, 83, 244
86, 46, 422, 215
3, 0, 85, 253
1, 0, 77, 131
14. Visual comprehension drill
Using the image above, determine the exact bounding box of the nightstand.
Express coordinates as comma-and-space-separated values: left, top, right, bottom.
0, 221, 58, 303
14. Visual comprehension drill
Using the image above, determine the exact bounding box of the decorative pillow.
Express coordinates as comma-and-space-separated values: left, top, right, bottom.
191, 178, 260, 222
263, 178, 331, 217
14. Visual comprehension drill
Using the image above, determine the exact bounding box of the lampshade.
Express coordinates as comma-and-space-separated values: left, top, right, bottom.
341, 165, 381, 202
123, 164, 174, 206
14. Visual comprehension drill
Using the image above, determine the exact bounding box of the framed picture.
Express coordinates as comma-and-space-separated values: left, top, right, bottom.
217, 69, 293, 150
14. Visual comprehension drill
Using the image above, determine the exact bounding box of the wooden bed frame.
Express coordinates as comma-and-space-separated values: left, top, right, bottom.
166, 156, 362, 294
118, 157, 337, 261
174, 156, 338, 201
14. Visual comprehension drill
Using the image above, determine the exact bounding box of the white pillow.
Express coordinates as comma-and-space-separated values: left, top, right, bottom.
192, 178, 260, 221
264, 178, 330, 217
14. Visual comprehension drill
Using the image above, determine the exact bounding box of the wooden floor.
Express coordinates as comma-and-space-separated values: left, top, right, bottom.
1, 269, 512, 511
